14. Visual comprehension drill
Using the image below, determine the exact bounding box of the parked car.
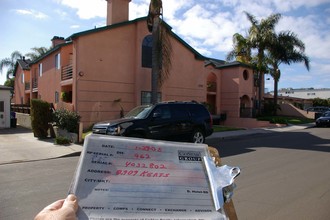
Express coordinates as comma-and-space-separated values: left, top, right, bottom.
315, 111, 330, 127
306, 106, 330, 112
92, 101, 213, 143
306, 106, 330, 119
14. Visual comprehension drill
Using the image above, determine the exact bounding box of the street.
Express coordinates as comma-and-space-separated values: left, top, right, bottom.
0, 127, 329, 220
207, 127, 330, 220
0, 157, 78, 220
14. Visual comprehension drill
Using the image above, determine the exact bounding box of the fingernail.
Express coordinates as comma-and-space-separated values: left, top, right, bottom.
67, 194, 77, 201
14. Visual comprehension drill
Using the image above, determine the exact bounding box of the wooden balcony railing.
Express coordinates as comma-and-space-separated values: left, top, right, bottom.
32, 78, 38, 89
25, 82, 30, 90
11, 104, 31, 114
61, 64, 73, 81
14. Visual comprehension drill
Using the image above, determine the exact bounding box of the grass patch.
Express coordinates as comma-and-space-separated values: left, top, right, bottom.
213, 125, 245, 132
257, 116, 314, 125
82, 131, 92, 140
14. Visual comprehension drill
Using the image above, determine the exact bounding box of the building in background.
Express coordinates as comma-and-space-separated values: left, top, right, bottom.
276, 88, 330, 99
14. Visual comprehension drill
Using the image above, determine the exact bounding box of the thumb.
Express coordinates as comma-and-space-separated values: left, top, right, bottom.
62, 194, 78, 212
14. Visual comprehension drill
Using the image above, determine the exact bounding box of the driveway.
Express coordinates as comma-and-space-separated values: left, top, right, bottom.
0, 126, 82, 165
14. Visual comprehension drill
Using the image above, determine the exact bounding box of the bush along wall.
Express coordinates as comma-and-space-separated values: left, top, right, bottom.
30, 99, 52, 139
52, 108, 81, 143
52, 108, 81, 133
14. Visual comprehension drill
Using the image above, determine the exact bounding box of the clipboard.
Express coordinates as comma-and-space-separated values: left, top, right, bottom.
70, 134, 238, 219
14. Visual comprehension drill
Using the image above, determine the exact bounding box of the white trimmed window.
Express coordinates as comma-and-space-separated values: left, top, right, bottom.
55, 53, 61, 70
39, 63, 43, 77
21, 72, 24, 84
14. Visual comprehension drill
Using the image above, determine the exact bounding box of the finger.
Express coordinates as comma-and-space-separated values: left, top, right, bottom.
62, 194, 78, 212
42, 199, 65, 211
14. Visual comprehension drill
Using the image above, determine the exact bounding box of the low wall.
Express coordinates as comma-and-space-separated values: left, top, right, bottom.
16, 112, 32, 129
223, 117, 281, 129
278, 104, 315, 119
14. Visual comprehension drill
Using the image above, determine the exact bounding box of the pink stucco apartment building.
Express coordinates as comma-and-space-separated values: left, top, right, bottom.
14, 0, 267, 129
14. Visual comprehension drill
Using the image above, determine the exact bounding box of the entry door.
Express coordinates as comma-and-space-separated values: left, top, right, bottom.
0, 100, 5, 127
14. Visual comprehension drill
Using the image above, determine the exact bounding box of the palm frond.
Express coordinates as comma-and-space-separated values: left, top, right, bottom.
158, 24, 172, 87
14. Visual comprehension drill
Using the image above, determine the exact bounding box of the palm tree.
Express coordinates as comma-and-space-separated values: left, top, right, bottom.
226, 33, 252, 64
0, 51, 23, 80
244, 12, 281, 114
267, 31, 310, 114
147, 0, 172, 104
25, 47, 49, 61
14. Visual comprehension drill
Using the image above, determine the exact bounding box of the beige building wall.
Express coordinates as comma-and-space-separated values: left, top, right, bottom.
13, 0, 264, 129
14, 65, 31, 104
72, 19, 212, 128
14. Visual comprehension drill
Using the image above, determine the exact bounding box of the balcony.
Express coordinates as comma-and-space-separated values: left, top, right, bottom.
25, 82, 30, 90
61, 64, 73, 81
32, 78, 38, 89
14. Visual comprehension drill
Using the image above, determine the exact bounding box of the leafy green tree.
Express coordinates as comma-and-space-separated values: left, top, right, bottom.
244, 12, 281, 113
266, 31, 310, 114
0, 51, 23, 80
4, 78, 14, 97
25, 47, 49, 61
4, 78, 14, 88
147, 0, 172, 104
313, 98, 330, 107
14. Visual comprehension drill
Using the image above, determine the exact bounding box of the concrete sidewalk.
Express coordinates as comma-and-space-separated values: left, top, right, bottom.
0, 123, 314, 165
0, 126, 82, 165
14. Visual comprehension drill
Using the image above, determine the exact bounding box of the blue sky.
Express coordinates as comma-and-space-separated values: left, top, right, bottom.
1, 0, 330, 92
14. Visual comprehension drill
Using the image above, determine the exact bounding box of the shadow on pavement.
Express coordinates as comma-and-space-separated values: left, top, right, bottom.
0, 126, 32, 134
206, 127, 330, 158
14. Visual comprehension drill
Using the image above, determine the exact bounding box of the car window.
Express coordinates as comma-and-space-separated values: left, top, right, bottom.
153, 106, 171, 119
323, 112, 330, 117
171, 105, 189, 119
189, 104, 208, 118
125, 105, 152, 119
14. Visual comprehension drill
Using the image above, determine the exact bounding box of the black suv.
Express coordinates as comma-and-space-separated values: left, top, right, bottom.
92, 101, 213, 143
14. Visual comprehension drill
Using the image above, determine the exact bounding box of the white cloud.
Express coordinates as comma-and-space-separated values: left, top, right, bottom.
70, 24, 80, 29
55, 0, 106, 19
129, 0, 149, 19
15, 9, 48, 19
54, 9, 68, 18
278, 15, 330, 60
272, 0, 330, 11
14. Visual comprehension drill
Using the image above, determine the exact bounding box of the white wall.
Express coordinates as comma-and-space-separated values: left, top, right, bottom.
0, 88, 11, 128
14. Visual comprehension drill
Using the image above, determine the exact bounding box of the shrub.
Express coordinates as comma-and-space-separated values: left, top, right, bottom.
30, 99, 52, 138
55, 136, 71, 145
53, 108, 81, 133
313, 98, 330, 107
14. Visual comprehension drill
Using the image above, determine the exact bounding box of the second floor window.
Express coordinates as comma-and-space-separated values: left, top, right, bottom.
39, 63, 43, 77
55, 53, 61, 70
141, 91, 161, 105
142, 35, 152, 68
21, 72, 24, 84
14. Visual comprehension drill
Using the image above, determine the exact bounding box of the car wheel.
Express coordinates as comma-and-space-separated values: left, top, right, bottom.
191, 130, 205, 143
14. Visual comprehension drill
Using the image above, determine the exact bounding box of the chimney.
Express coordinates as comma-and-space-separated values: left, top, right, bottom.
106, 0, 131, 26
51, 36, 65, 47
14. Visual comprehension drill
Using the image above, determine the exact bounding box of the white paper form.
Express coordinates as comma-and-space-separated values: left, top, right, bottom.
70, 134, 226, 220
